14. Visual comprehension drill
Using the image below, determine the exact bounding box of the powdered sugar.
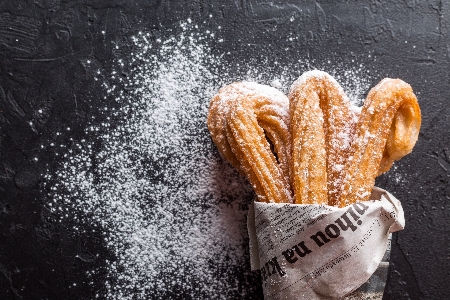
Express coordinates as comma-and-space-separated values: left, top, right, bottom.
46, 25, 259, 299
44, 21, 376, 298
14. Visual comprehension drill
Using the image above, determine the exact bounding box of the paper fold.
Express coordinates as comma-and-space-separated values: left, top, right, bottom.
247, 187, 404, 299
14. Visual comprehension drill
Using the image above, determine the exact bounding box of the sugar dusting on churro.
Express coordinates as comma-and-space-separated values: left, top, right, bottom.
44, 21, 379, 299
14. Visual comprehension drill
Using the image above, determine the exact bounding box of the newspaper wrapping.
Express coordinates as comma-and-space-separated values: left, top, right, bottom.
247, 187, 404, 300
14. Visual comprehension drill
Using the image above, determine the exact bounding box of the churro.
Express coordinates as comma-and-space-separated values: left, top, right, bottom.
288, 71, 357, 205
207, 72, 420, 208
339, 78, 421, 207
207, 82, 292, 203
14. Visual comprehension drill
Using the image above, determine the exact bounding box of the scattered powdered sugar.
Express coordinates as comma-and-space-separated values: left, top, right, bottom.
270, 79, 283, 89
385, 164, 406, 185
44, 21, 377, 299
45, 25, 258, 299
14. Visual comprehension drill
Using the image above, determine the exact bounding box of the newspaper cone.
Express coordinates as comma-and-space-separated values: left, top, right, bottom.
248, 187, 404, 299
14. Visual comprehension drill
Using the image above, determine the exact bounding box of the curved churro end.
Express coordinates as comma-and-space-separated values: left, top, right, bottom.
289, 70, 357, 206
208, 81, 293, 203
207, 82, 289, 170
339, 78, 421, 207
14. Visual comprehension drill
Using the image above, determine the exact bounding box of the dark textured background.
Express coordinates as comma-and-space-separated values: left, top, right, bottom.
0, 1, 449, 299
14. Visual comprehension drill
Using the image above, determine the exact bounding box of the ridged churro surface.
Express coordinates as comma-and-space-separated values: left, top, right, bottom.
207, 82, 292, 203
207, 72, 421, 207
339, 78, 421, 207
289, 71, 357, 205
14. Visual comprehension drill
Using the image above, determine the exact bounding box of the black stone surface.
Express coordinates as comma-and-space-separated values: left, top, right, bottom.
0, 1, 449, 299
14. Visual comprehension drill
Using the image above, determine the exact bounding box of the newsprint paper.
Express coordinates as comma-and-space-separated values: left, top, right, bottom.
247, 187, 405, 300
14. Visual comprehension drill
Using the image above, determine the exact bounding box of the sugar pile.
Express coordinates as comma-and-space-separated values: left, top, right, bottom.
45, 22, 375, 299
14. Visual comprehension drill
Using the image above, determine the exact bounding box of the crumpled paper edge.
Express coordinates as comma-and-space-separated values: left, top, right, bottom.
247, 187, 405, 299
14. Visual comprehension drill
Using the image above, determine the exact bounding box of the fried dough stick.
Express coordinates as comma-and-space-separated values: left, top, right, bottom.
339, 78, 421, 207
289, 71, 357, 205
208, 82, 292, 203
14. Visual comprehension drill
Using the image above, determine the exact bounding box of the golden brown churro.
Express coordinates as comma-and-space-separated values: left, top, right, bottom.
207, 82, 292, 203
288, 71, 357, 205
208, 84, 245, 171
338, 78, 421, 207
207, 72, 421, 207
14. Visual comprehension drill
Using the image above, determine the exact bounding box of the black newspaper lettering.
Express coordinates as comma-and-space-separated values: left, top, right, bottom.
267, 257, 286, 277
293, 241, 312, 257
353, 202, 370, 218
335, 208, 358, 232
282, 248, 298, 264
296, 226, 305, 233
310, 231, 331, 247
325, 224, 340, 238
347, 206, 362, 225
